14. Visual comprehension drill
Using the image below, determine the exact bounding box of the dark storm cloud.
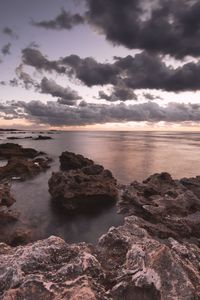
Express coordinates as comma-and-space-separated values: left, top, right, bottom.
22, 48, 66, 73
21, 48, 200, 93
32, 8, 84, 30
1, 100, 200, 126
86, 0, 200, 58
99, 86, 138, 102
62, 54, 119, 86
63, 51, 200, 92
1, 43, 11, 56
40, 77, 80, 105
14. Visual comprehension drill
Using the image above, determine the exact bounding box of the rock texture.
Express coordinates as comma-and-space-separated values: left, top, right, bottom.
60, 150, 93, 171
0, 236, 110, 300
49, 164, 118, 213
2, 157, 200, 299
0, 143, 51, 181
118, 172, 200, 240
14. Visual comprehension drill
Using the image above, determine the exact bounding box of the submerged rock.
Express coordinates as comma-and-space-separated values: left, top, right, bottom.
49, 164, 118, 213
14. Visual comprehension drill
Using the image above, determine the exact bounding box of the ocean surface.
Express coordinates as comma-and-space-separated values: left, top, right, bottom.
1, 131, 200, 243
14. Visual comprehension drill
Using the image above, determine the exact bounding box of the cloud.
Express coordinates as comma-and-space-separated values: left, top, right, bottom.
62, 54, 119, 86
40, 77, 81, 105
16, 64, 38, 89
2, 27, 18, 39
1, 100, 200, 126
99, 86, 138, 101
21, 48, 200, 93
32, 8, 84, 30
86, 0, 200, 58
143, 93, 163, 101
63, 51, 200, 92
22, 48, 66, 73
1, 43, 11, 56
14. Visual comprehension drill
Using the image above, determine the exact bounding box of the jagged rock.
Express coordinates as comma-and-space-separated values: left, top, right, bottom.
0, 236, 110, 300
118, 172, 200, 240
180, 176, 200, 198
60, 150, 93, 171
97, 216, 200, 299
49, 164, 118, 213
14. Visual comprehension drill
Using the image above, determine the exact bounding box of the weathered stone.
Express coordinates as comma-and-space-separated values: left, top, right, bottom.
118, 172, 200, 239
60, 150, 93, 171
49, 164, 118, 213
0, 236, 110, 300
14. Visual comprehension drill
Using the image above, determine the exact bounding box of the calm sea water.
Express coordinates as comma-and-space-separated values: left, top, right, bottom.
1, 131, 200, 243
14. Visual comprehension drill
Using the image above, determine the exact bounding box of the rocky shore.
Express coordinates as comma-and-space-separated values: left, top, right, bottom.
0, 147, 200, 299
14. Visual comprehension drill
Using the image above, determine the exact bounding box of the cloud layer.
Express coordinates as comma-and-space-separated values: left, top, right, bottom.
1, 100, 200, 126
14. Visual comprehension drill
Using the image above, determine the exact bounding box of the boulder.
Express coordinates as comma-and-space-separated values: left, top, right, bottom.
60, 150, 93, 171
49, 164, 118, 213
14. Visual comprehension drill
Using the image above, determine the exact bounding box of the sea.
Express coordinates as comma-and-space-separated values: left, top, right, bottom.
1, 130, 200, 243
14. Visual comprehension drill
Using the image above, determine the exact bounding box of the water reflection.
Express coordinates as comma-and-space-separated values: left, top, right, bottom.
1, 130, 200, 243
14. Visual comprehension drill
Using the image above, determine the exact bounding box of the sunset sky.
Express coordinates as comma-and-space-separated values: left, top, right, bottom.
1, 0, 200, 130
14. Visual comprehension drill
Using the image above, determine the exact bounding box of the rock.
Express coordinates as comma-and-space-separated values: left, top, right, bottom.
118, 172, 200, 239
1, 221, 200, 299
33, 135, 52, 140
97, 216, 200, 299
0, 143, 40, 159
180, 176, 200, 198
0, 236, 110, 300
0, 157, 51, 181
60, 150, 93, 171
0, 143, 52, 181
0, 182, 15, 207
49, 164, 118, 213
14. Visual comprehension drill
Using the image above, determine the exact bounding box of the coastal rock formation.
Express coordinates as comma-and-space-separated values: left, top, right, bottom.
60, 150, 93, 171
0, 143, 40, 159
118, 172, 200, 240
1, 219, 200, 299
0, 182, 19, 244
49, 164, 118, 213
98, 216, 200, 299
0, 236, 109, 300
0, 143, 52, 181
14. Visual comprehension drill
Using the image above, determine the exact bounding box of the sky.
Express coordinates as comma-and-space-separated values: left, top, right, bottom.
0, 0, 200, 130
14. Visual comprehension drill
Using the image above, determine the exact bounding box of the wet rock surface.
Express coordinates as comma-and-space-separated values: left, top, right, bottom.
49, 164, 118, 213
0, 143, 52, 181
